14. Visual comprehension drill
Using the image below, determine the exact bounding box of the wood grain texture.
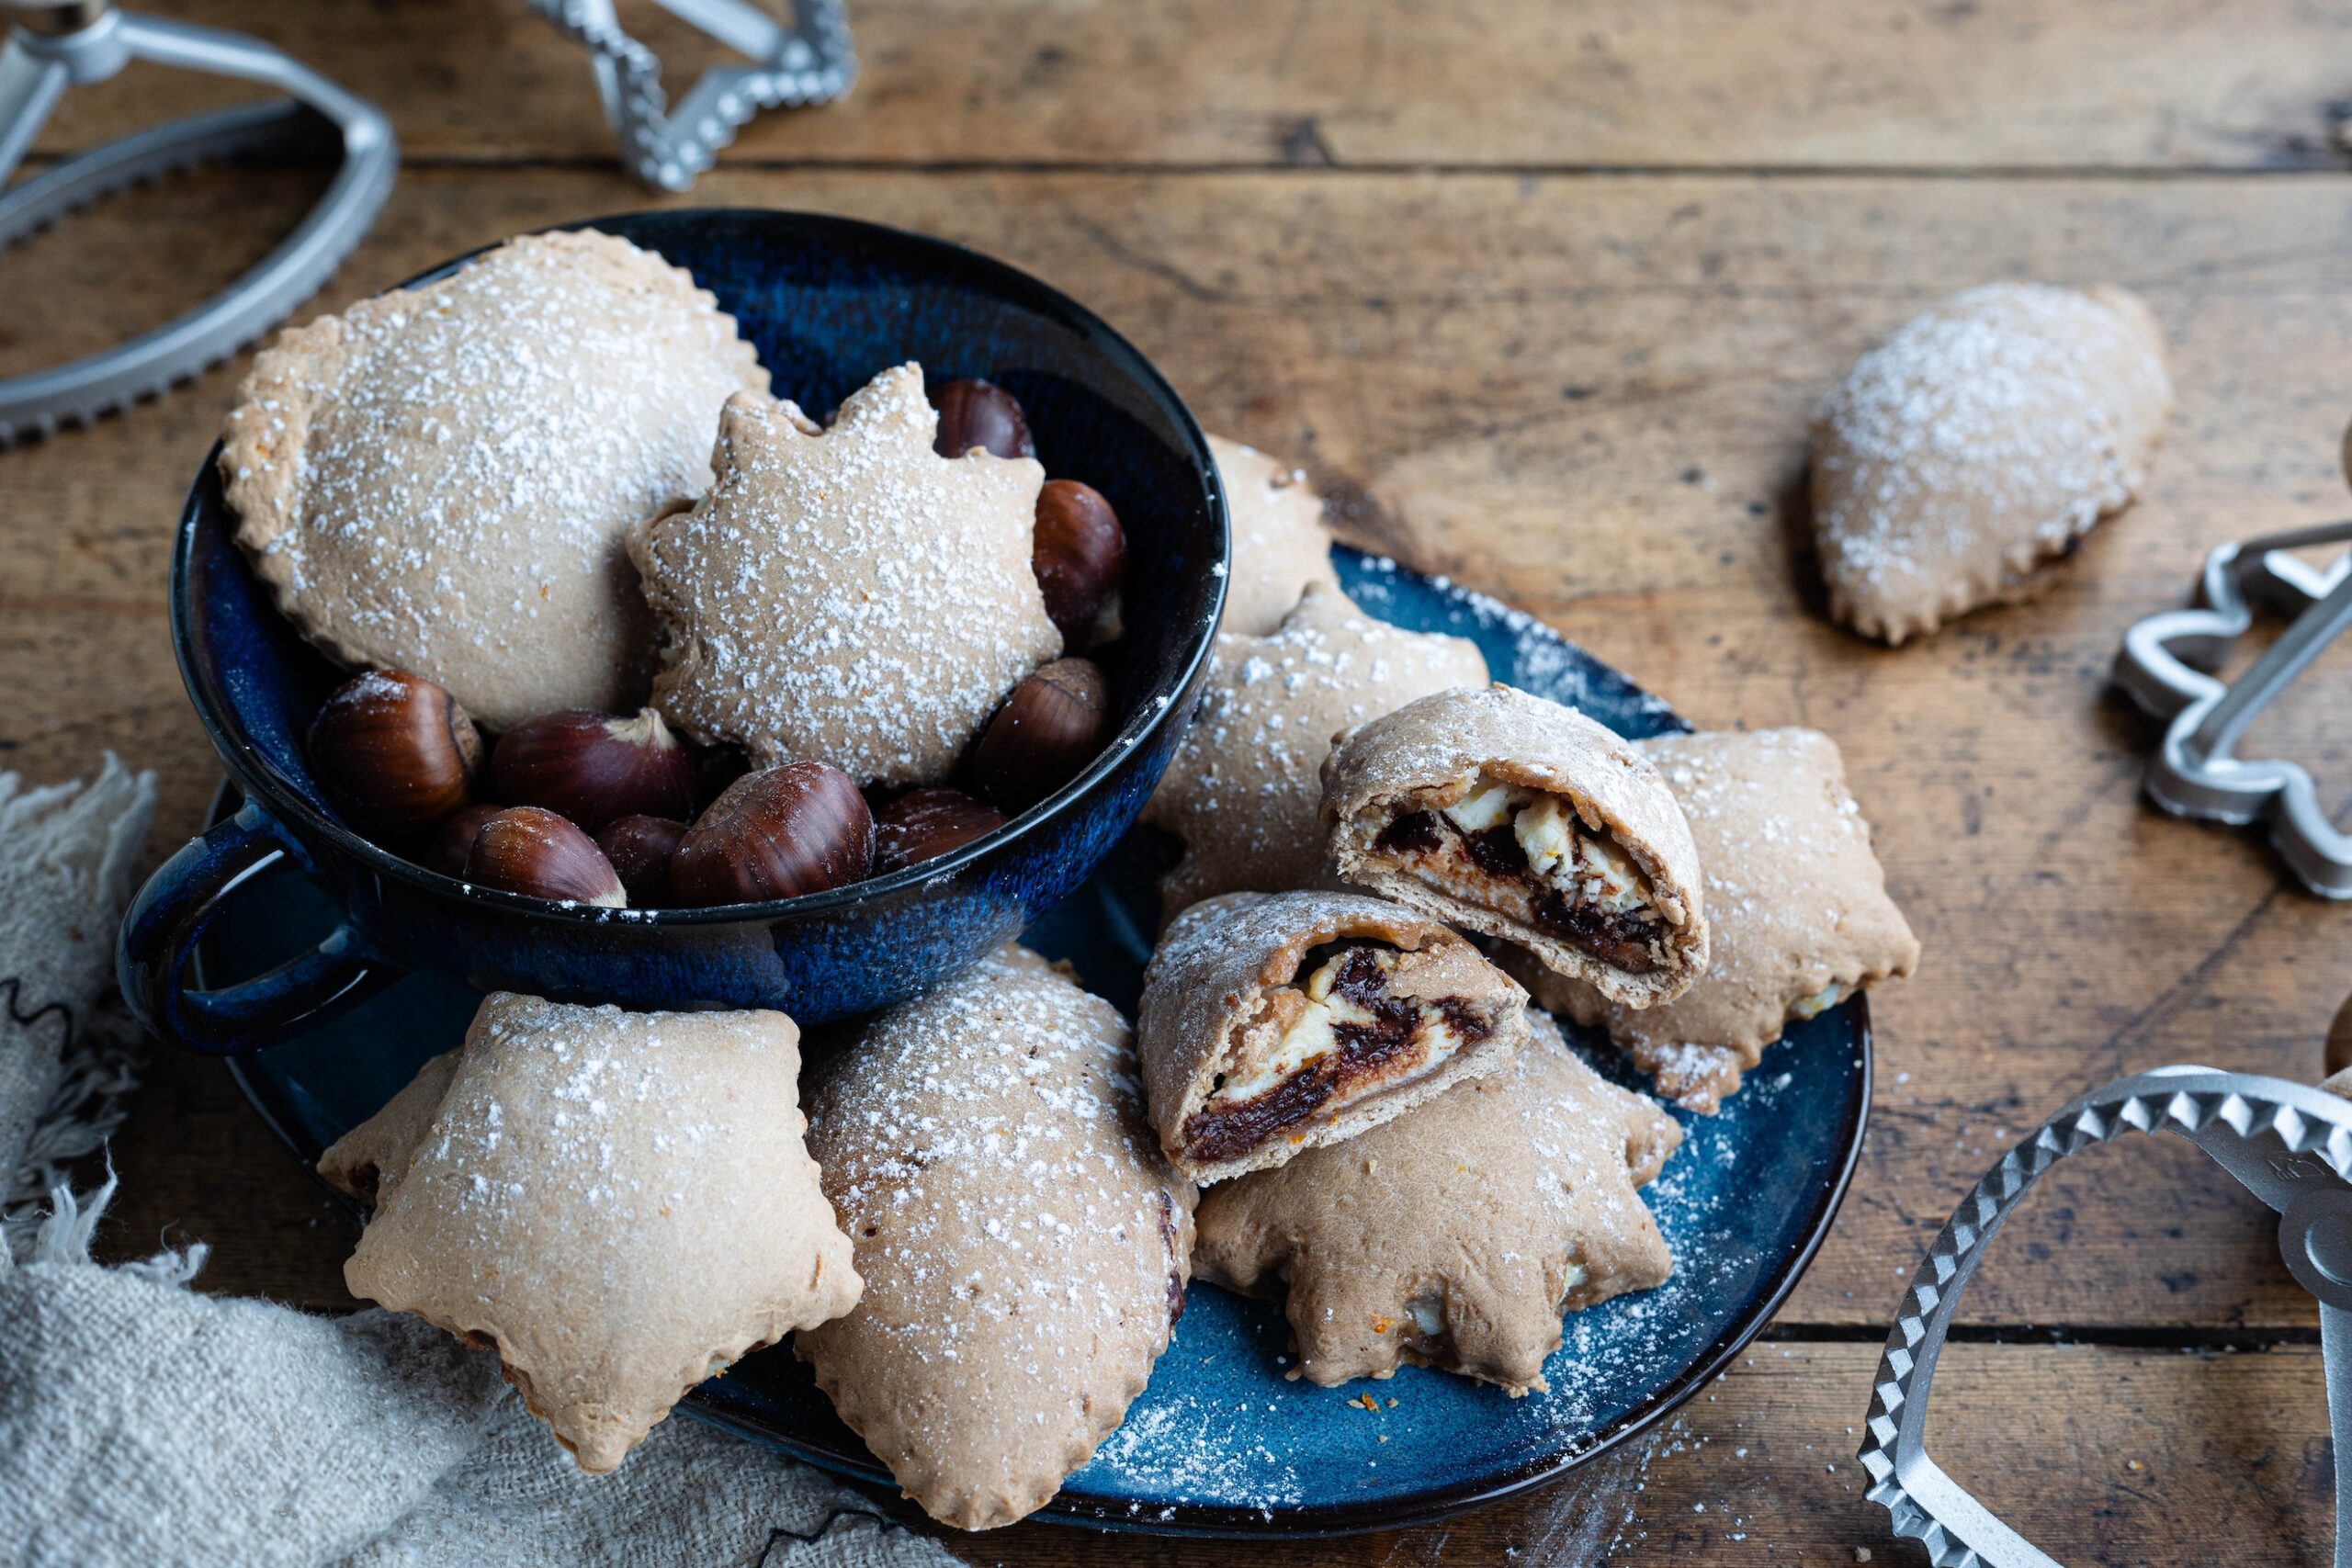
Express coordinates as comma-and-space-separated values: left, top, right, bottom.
926, 1341, 2337, 1563
12, 5, 2352, 1557
19, 0, 2352, 172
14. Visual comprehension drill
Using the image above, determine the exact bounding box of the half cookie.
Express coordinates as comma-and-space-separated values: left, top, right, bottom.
797, 947, 1193, 1531
1141, 583, 1487, 921
1137, 889, 1531, 1183
1207, 434, 1341, 636
1810, 281, 2171, 645
318, 993, 859, 1473
221, 231, 769, 730
1194, 1012, 1678, 1394
1322, 684, 1707, 1009
631, 364, 1061, 785
1510, 728, 1920, 1111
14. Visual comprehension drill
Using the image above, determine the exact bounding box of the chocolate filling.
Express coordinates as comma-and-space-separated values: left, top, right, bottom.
1373, 807, 1664, 975
1182, 947, 1496, 1165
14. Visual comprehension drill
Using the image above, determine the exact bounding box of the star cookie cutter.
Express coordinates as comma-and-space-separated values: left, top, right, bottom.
0, 0, 395, 446
529, 0, 854, 192
1860, 1066, 2352, 1567
2112, 515, 2352, 899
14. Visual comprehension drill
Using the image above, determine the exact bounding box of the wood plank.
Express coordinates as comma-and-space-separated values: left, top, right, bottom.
17, 0, 2352, 172
849, 1342, 2352, 1563
16, 165, 2352, 1331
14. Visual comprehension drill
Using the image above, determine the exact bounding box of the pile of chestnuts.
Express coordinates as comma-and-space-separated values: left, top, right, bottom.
303, 378, 1127, 912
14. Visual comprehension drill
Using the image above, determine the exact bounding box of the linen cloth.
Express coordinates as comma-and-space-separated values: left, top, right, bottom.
0, 759, 953, 1568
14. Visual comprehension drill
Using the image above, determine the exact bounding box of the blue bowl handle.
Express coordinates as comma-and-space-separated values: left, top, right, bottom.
118, 797, 399, 1055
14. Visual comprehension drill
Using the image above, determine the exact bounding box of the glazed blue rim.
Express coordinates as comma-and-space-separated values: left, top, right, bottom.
170, 209, 1229, 928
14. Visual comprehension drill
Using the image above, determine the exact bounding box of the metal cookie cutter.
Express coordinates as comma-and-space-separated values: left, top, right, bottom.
531, 0, 854, 192
0, 0, 395, 446
2112, 515, 2352, 899
1860, 1066, 2352, 1567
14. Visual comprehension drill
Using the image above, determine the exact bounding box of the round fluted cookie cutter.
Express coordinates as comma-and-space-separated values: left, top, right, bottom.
1859, 1066, 2352, 1567
0, 0, 394, 446
529, 0, 854, 192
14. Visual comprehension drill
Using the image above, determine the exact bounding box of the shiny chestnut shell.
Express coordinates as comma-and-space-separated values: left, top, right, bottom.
1034, 479, 1126, 647
931, 378, 1035, 460
463, 807, 627, 907
488, 707, 696, 832
596, 814, 687, 908
873, 788, 1008, 874
423, 802, 504, 878
967, 658, 1110, 815
308, 670, 483, 832
670, 762, 875, 907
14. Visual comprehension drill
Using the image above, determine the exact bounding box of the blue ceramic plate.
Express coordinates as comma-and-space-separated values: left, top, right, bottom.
214, 548, 1868, 1537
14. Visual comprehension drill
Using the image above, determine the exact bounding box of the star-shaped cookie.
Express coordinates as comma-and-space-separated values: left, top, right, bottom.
1141, 582, 1487, 921
1194, 1011, 1678, 1395
1510, 727, 1919, 1111
318, 992, 861, 1473
631, 363, 1061, 785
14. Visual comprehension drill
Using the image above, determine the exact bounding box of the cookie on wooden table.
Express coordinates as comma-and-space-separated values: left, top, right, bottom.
1507, 728, 1920, 1112
318, 992, 859, 1473
1810, 281, 2171, 645
797, 947, 1193, 1532
1141, 582, 1487, 921
1137, 888, 1531, 1183
1194, 1012, 1678, 1395
631, 364, 1062, 785
1321, 683, 1707, 1010
1208, 434, 1340, 635
221, 231, 769, 730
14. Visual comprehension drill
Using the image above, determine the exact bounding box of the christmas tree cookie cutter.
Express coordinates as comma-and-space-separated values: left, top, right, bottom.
0, 0, 396, 446
1860, 1066, 2352, 1567
2112, 504, 2352, 900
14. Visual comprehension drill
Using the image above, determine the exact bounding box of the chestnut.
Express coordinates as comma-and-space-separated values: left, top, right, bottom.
308, 670, 483, 832
1033, 479, 1126, 648
423, 803, 504, 878
596, 814, 687, 907
932, 378, 1035, 460
463, 807, 626, 907
488, 706, 696, 832
670, 762, 874, 907
873, 788, 1006, 874
967, 658, 1109, 815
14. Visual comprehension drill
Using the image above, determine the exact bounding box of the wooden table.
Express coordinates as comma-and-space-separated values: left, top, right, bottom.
8, 2, 2352, 1560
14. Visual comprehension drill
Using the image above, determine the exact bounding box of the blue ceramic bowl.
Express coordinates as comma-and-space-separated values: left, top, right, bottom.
119, 210, 1228, 1055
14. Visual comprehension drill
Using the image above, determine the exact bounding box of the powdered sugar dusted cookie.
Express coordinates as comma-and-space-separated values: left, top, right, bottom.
1194, 1011, 1677, 1394
1138, 889, 1530, 1183
1141, 583, 1487, 920
1208, 434, 1340, 635
631, 364, 1062, 785
221, 231, 769, 731
1811, 281, 2171, 645
318, 993, 858, 1473
797, 947, 1193, 1531
1508, 728, 1919, 1111
1322, 684, 1707, 1010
